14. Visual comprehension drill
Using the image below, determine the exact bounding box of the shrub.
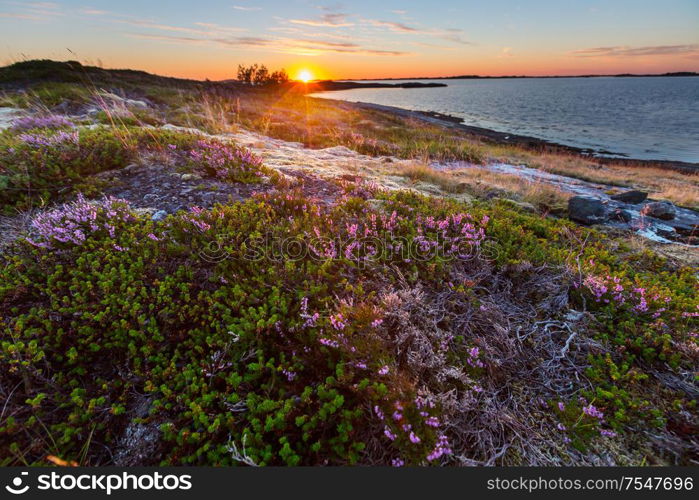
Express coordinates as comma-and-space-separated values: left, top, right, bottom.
1, 188, 696, 466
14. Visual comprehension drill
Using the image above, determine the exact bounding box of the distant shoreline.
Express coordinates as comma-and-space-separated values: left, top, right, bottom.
304, 81, 447, 91
343, 72, 699, 81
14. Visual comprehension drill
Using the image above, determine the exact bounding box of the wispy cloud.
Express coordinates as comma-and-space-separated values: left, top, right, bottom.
80, 8, 110, 16
571, 44, 699, 57
366, 19, 471, 45
0, 0, 63, 20
498, 46, 514, 58
117, 19, 245, 37
232, 5, 261, 11
127, 32, 410, 56
368, 19, 418, 32
0, 12, 41, 19
289, 12, 354, 28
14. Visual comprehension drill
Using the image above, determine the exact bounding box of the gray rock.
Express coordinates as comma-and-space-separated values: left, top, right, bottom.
642, 201, 676, 220
610, 190, 647, 204
568, 196, 609, 225
610, 208, 632, 222
151, 210, 168, 221
181, 173, 199, 181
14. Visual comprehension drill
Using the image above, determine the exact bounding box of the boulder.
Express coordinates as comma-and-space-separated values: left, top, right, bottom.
151, 210, 168, 221
610, 190, 647, 204
642, 201, 676, 220
610, 208, 633, 223
568, 196, 609, 225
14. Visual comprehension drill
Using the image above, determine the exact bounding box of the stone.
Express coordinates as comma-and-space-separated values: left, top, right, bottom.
642, 201, 676, 220
181, 173, 199, 181
151, 210, 168, 221
610, 190, 648, 204
610, 208, 633, 222
568, 196, 609, 225
499, 199, 537, 213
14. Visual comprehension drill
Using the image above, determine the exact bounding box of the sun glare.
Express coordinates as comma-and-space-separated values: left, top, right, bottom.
297, 70, 313, 83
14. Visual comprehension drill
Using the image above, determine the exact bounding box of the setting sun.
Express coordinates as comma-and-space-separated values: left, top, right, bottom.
297, 70, 313, 83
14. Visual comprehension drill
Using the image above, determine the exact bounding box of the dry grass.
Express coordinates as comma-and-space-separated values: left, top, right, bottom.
397, 163, 570, 213
494, 151, 699, 210
5, 75, 695, 210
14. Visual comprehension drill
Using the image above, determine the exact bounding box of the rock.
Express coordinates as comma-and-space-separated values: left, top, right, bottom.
151, 210, 168, 221
499, 198, 537, 213
610, 190, 647, 204
180, 173, 199, 181
568, 196, 609, 225
610, 208, 632, 222
642, 201, 676, 220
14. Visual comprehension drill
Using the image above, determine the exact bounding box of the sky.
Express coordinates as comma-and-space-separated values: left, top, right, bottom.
1, 0, 698, 80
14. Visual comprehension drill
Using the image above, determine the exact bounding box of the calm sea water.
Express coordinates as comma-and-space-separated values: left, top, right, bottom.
310, 77, 699, 163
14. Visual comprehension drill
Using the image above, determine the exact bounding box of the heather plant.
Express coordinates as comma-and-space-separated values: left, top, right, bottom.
0, 127, 135, 211
1, 187, 696, 467
0, 125, 272, 211
10, 114, 75, 131
184, 138, 271, 183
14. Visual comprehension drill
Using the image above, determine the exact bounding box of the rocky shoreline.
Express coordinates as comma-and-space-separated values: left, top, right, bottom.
339, 100, 699, 174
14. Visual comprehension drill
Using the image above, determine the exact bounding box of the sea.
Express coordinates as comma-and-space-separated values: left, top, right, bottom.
310, 76, 699, 163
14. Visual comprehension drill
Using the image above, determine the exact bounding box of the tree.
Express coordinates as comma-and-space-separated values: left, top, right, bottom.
237, 64, 289, 85
252, 65, 269, 85
269, 69, 290, 84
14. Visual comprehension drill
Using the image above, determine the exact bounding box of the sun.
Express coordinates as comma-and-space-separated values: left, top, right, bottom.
297, 70, 313, 83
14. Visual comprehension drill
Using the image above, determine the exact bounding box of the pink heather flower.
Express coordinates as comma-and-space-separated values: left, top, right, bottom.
425, 417, 440, 428
558, 402, 565, 412
329, 313, 346, 331
392, 411, 402, 421
384, 427, 396, 441
582, 404, 604, 420
28, 194, 133, 249
378, 365, 389, 375
374, 406, 385, 421
391, 458, 404, 467
11, 114, 74, 131
147, 233, 160, 241
426, 434, 451, 461
371, 318, 383, 328
409, 432, 421, 444
557, 423, 567, 431
600, 429, 617, 438
319, 337, 339, 348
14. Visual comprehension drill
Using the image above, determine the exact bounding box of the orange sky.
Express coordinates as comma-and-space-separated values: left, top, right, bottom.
1, 1, 698, 80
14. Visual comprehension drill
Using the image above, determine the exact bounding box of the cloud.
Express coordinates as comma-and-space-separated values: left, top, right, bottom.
0, 12, 40, 19
232, 5, 261, 11
366, 19, 471, 45
80, 8, 110, 15
570, 44, 699, 57
368, 20, 418, 32
127, 32, 410, 56
498, 47, 513, 58
117, 19, 245, 37
0, 0, 63, 20
289, 12, 354, 27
